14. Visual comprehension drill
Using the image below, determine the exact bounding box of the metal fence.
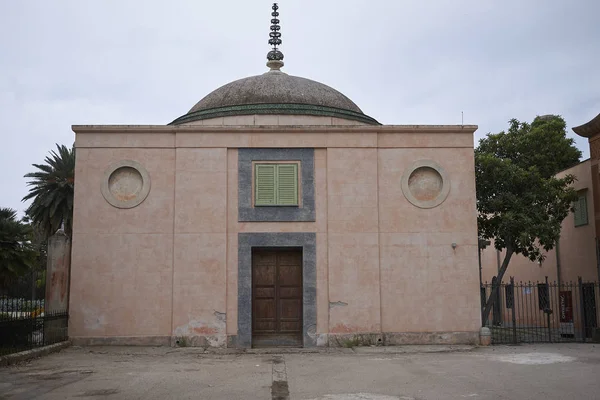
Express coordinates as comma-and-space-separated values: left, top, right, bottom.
481, 277, 600, 344
0, 272, 68, 356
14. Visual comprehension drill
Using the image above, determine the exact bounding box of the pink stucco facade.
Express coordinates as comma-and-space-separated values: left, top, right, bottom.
69, 121, 482, 347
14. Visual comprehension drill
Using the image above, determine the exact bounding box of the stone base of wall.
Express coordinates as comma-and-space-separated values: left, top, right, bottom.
70, 335, 227, 348
70, 336, 172, 346
383, 331, 480, 345
327, 333, 384, 347
172, 335, 227, 348
226, 331, 479, 348
326, 331, 479, 347
71, 331, 479, 348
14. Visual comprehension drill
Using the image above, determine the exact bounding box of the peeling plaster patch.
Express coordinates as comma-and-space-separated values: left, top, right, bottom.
82, 306, 105, 331
205, 334, 226, 347
214, 311, 226, 323
173, 314, 227, 347
306, 394, 414, 400
307, 325, 328, 346
193, 326, 218, 335
492, 353, 575, 365
316, 334, 328, 347
329, 301, 348, 309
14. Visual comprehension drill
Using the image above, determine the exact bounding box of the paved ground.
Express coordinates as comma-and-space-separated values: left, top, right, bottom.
0, 344, 599, 399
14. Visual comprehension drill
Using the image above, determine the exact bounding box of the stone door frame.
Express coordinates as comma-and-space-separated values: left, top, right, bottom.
237, 232, 316, 348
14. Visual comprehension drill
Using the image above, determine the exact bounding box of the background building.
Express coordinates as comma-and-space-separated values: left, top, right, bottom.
480, 113, 600, 339
480, 158, 597, 285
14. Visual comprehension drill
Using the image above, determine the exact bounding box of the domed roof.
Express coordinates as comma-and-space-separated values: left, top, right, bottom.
169, 70, 379, 125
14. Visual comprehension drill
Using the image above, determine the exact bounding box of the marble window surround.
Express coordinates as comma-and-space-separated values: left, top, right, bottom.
238, 148, 315, 222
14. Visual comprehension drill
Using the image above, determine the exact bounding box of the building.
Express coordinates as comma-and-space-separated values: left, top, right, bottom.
480, 158, 598, 285
68, 4, 482, 348
479, 115, 600, 338
481, 112, 600, 286
573, 112, 600, 285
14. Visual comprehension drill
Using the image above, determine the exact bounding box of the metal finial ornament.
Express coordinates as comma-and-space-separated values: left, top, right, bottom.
266, 3, 284, 70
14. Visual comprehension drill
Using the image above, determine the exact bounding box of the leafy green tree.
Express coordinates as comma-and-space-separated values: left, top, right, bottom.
0, 208, 37, 285
22, 144, 75, 238
477, 115, 582, 323
477, 115, 581, 179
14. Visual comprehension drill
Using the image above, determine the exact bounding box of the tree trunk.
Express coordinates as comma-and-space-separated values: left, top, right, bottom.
482, 247, 514, 325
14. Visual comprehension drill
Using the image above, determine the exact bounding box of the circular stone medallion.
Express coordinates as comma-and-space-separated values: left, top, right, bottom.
101, 160, 151, 209
408, 167, 443, 201
401, 160, 450, 209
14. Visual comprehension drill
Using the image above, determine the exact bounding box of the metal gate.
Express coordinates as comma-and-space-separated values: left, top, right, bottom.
481, 277, 600, 344
0, 272, 68, 356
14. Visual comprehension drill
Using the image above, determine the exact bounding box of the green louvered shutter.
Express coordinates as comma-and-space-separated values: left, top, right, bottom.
255, 164, 276, 205
582, 195, 589, 225
276, 164, 298, 205
574, 193, 588, 227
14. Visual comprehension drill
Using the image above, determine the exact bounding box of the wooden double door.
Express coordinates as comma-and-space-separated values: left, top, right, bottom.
252, 248, 303, 347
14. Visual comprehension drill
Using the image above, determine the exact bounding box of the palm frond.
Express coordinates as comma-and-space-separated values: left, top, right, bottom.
0, 208, 37, 280
22, 144, 75, 238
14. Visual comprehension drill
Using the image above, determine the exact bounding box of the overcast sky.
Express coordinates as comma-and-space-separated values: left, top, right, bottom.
1, 0, 599, 216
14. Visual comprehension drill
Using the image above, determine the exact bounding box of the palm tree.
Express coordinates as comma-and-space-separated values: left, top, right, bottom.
22, 144, 75, 238
21, 215, 48, 293
0, 208, 36, 285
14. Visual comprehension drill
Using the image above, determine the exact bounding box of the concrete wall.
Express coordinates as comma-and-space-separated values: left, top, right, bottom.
378, 148, 481, 338
327, 148, 382, 335
172, 148, 228, 347
70, 147, 175, 341
70, 125, 481, 346
481, 159, 597, 285
557, 160, 598, 282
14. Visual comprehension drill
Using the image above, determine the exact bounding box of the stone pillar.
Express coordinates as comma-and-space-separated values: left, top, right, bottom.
44, 230, 71, 344
479, 327, 491, 346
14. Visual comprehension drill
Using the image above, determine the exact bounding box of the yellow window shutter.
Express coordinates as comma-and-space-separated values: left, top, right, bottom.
255, 164, 276, 205
276, 164, 298, 205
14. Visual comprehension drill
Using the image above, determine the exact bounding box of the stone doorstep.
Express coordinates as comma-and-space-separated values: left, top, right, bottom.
0, 341, 71, 367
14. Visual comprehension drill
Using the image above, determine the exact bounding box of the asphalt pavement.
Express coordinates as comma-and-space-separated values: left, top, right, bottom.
0, 343, 598, 399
